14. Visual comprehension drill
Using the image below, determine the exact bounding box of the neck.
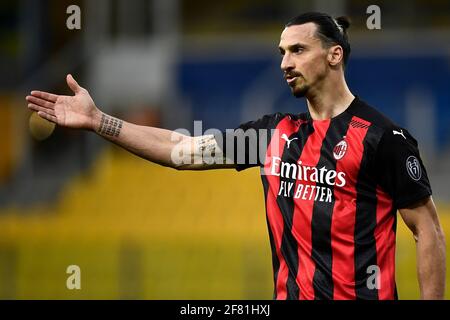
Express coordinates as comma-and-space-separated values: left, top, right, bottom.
305, 72, 355, 120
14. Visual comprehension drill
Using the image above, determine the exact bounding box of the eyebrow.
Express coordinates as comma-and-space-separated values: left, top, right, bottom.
278, 43, 308, 53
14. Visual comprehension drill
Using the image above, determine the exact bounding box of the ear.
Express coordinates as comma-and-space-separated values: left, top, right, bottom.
327, 45, 344, 67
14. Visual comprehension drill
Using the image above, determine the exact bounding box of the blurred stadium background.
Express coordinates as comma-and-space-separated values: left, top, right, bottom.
1, 0, 450, 299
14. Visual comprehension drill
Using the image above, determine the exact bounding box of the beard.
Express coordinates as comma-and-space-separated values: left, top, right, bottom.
286, 74, 309, 98
291, 82, 309, 98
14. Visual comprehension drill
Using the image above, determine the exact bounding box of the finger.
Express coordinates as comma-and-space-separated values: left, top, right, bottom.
37, 111, 58, 123
66, 74, 83, 94
28, 103, 56, 117
26, 95, 55, 109
30, 90, 58, 103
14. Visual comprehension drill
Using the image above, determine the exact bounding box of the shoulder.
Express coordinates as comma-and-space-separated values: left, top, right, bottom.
238, 112, 292, 130
350, 96, 419, 144
350, 97, 397, 131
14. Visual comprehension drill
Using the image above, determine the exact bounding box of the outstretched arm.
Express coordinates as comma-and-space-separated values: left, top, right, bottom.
399, 196, 446, 299
26, 74, 234, 170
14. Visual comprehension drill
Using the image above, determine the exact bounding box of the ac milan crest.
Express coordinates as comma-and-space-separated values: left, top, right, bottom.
333, 140, 348, 160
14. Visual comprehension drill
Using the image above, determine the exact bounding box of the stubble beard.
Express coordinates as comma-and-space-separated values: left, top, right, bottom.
292, 82, 309, 98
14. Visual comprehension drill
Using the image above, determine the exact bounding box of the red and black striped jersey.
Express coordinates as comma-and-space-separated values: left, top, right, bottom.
218, 96, 432, 300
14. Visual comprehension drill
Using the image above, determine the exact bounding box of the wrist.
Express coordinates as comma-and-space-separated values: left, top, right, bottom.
91, 108, 103, 132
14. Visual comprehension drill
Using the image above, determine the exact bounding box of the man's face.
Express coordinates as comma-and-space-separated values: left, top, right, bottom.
279, 23, 330, 97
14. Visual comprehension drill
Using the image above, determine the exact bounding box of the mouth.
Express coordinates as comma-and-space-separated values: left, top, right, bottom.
286, 76, 298, 85
285, 74, 300, 86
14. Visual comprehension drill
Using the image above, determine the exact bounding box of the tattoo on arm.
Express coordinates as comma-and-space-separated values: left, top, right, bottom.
194, 135, 227, 165
98, 114, 123, 137
198, 136, 217, 158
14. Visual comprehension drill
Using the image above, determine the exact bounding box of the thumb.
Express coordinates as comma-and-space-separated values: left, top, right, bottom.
66, 74, 83, 94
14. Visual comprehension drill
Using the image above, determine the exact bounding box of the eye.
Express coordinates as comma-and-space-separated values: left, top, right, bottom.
292, 46, 304, 54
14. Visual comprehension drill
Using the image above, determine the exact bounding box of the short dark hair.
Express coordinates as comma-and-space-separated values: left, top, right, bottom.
285, 12, 351, 66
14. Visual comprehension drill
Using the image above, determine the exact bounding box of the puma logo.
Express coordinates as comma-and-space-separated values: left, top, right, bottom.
393, 129, 406, 140
281, 134, 298, 149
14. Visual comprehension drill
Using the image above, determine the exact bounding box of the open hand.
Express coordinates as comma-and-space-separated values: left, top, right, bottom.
26, 74, 100, 131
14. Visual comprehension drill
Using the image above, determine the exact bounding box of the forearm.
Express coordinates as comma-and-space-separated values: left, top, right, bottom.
91, 111, 187, 168
416, 227, 446, 299
26, 80, 233, 170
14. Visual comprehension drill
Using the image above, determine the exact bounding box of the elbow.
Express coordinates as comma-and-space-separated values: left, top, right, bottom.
171, 163, 193, 171
173, 164, 184, 171
145, 157, 180, 170
165, 161, 185, 171
171, 161, 188, 170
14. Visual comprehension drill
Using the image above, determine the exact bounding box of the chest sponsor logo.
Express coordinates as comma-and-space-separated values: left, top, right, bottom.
270, 156, 347, 203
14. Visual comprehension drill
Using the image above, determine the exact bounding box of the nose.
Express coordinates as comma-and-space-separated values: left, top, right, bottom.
280, 52, 294, 73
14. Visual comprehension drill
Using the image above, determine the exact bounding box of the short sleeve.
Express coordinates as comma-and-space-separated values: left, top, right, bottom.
375, 127, 432, 209
214, 113, 282, 171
